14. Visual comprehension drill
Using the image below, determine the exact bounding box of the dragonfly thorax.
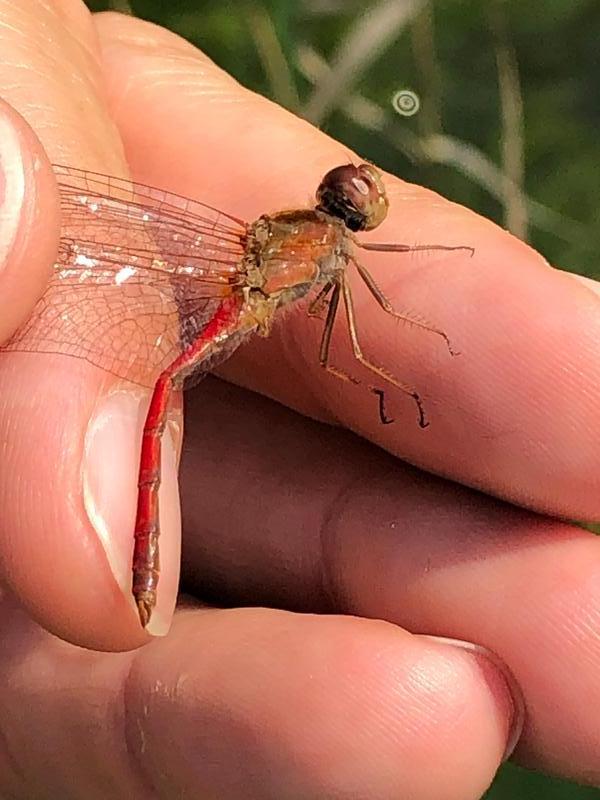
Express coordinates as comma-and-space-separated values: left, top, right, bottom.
245, 210, 349, 308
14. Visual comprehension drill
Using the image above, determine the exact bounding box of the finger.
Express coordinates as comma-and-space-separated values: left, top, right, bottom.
0, 592, 517, 800
95, 12, 600, 520
0, 0, 180, 649
0, 100, 60, 342
571, 271, 600, 298
180, 378, 600, 785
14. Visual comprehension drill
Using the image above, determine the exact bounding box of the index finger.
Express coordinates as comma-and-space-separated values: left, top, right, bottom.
96, 12, 600, 521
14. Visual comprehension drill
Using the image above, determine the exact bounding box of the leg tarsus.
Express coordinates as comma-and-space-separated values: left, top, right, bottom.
415, 395, 430, 429
371, 388, 395, 425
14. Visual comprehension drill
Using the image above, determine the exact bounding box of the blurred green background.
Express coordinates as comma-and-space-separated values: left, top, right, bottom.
84, 1, 600, 797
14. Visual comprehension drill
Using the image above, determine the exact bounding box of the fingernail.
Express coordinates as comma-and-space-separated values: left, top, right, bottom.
83, 388, 181, 635
421, 635, 525, 762
0, 110, 26, 272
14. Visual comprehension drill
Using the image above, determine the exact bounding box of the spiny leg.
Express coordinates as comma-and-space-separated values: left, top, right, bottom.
351, 256, 459, 355
317, 281, 421, 426
308, 281, 335, 319
340, 277, 429, 428
357, 241, 474, 257
318, 282, 360, 386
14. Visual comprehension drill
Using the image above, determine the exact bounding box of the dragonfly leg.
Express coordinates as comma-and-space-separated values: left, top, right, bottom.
318, 283, 360, 386
351, 256, 459, 355
341, 277, 429, 429
318, 282, 400, 425
371, 388, 394, 425
308, 282, 335, 319
356, 239, 474, 258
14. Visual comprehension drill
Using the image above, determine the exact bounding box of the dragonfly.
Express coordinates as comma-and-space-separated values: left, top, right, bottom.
1, 162, 472, 627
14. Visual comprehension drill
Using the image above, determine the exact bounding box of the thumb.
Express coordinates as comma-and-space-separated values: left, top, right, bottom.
0, 98, 59, 341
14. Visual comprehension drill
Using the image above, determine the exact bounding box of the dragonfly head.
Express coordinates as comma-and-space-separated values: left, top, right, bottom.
316, 163, 389, 232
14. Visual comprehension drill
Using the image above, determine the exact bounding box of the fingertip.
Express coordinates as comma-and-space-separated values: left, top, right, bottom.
0, 359, 178, 652
132, 611, 515, 798
0, 98, 60, 342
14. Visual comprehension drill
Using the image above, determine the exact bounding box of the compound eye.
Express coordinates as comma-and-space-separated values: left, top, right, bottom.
354, 164, 389, 230
316, 163, 388, 231
350, 173, 372, 197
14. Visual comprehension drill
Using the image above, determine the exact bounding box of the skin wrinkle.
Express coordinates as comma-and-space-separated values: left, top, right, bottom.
546, 568, 600, 669
317, 461, 381, 614
106, 29, 170, 48
120, 70, 252, 103
97, 24, 252, 101
0, 716, 24, 796
0, 0, 70, 49
0, 13, 118, 167
0, 18, 28, 38
139, 77, 241, 98
39, 0, 91, 32
101, 16, 213, 61
2, 603, 141, 798
121, 650, 163, 800
3, 78, 95, 127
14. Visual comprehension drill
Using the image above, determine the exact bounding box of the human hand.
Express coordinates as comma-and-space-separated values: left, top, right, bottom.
0, 3, 598, 798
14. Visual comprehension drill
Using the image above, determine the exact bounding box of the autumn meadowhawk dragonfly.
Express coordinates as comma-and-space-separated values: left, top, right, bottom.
0, 162, 472, 627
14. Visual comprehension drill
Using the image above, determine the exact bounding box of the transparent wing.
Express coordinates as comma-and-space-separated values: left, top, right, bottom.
1, 165, 250, 387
